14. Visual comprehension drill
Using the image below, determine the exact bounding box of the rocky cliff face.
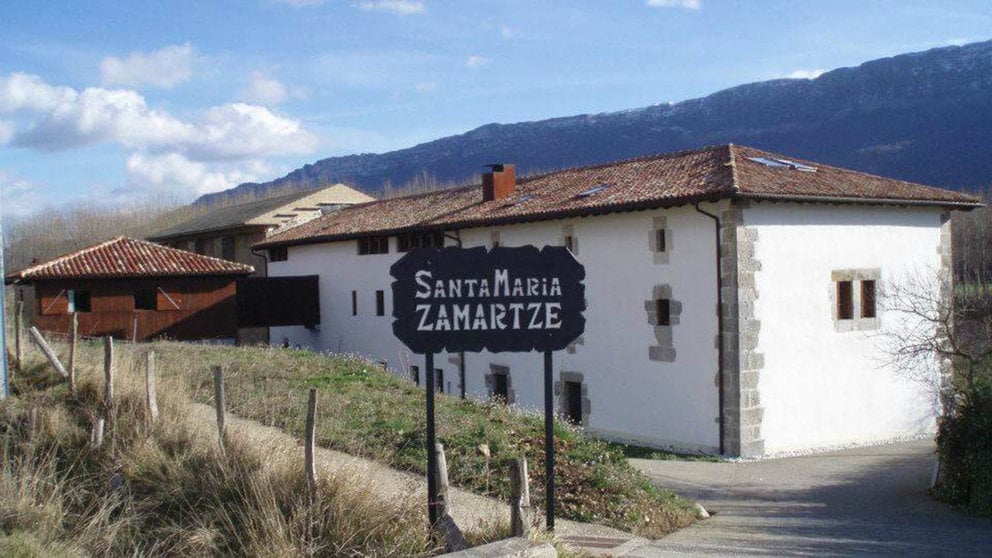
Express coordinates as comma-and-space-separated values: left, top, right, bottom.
198, 40, 992, 206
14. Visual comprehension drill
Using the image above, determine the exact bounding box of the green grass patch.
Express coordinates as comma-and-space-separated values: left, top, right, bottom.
78, 341, 697, 538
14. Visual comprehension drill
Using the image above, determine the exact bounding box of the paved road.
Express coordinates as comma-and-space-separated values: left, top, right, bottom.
629, 440, 992, 556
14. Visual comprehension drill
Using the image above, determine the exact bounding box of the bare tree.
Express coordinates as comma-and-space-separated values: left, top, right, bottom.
878, 271, 992, 413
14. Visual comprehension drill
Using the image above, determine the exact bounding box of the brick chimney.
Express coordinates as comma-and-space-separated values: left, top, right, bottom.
482, 164, 516, 202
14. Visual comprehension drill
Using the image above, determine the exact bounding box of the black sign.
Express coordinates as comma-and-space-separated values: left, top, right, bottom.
391, 246, 586, 354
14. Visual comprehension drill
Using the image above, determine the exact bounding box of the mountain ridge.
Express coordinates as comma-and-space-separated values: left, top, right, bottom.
196, 39, 992, 207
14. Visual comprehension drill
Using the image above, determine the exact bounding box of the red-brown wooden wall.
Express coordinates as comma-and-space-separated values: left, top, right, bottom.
31, 276, 239, 341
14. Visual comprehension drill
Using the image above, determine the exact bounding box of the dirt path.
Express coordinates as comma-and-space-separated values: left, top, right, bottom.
188, 403, 650, 556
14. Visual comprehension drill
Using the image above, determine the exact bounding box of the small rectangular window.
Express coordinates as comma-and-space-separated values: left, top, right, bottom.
657, 229, 667, 252
564, 235, 575, 252
134, 288, 158, 310
351, 291, 358, 316
221, 236, 235, 261
194, 238, 206, 255
564, 381, 583, 424
397, 232, 444, 253
410, 365, 420, 386
358, 236, 390, 255
837, 281, 854, 320
375, 290, 385, 316
493, 373, 509, 401
269, 246, 288, 262
861, 280, 876, 319
656, 299, 671, 326
68, 290, 92, 313
435, 369, 444, 393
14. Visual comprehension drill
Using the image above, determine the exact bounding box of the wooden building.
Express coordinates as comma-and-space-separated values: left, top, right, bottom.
147, 184, 373, 343
5, 236, 254, 342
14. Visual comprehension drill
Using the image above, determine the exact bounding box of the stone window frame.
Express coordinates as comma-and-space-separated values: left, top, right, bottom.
649, 215, 673, 265
484, 364, 515, 404
554, 371, 591, 426
560, 224, 578, 255
831, 268, 881, 332
645, 284, 682, 362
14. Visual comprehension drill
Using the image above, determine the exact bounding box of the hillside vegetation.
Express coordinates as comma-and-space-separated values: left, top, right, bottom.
63, 340, 697, 538
201, 39, 992, 206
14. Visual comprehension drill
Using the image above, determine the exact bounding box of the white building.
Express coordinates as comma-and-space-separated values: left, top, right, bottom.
255, 145, 980, 457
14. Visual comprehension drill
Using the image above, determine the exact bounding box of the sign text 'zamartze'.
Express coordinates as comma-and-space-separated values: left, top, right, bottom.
391, 246, 585, 354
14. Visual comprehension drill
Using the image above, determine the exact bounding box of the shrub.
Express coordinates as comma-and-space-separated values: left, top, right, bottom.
934, 374, 992, 516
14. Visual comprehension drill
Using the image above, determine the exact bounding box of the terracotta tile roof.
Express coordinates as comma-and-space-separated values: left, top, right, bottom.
257, 144, 981, 248
5, 236, 254, 283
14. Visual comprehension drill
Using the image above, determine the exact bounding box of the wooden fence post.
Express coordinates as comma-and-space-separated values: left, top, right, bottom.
91, 418, 105, 448
103, 337, 114, 434
510, 457, 533, 537
146, 351, 159, 423
435, 443, 450, 517
14, 300, 22, 366
433, 443, 467, 552
305, 388, 317, 491
27, 327, 68, 378
213, 366, 226, 449
68, 313, 77, 395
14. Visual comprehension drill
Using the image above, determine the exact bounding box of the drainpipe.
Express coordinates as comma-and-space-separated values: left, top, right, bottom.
443, 230, 467, 399
693, 202, 725, 455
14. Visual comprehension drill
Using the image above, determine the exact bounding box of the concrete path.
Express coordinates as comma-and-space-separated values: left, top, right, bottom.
189, 404, 646, 555
629, 440, 992, 556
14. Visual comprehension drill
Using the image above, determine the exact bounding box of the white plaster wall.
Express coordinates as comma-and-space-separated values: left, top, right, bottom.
744, 203, 944, 453
270, 207, 721, 452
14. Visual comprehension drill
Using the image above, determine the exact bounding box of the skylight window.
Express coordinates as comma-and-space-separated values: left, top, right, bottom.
747, 157, 790, 168
747, 156, 818, 172
577, 183, 610, 198
774, 158, 818, 172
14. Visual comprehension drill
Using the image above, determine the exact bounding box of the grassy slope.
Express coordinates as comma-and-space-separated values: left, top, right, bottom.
122, 341, 697, 538
1, 348, 454, 556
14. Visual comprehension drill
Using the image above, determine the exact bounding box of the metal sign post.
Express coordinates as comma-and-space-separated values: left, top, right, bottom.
0, 214, 8, 399
543, 349, 555, 530
425, 351, 439, 525
390, 245, 585, 532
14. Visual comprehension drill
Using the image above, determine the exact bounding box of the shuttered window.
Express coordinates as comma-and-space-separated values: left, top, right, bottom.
837, 281, 854, 320
861, 280, 876, 319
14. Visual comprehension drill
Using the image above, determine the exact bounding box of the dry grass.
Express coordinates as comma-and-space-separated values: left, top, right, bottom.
0, 345, 455, 556
55, 340, 697, 539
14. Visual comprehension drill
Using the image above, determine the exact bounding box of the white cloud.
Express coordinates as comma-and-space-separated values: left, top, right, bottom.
786, 69, 825, 80
188, 103, 318, 160
100, 43, 194, 89
0, 119, 13, 144
499, 25, 514, 39
0, 170, 42, 219
12, 86, 194, 151
414, 81, 437, 93
466, 55, 490, 68
0, 72, 77, 113
126, 152, 269, 198
0, 73, 318, 160
241, 71, 289, 105
358, 0, 425, 15
647, 0, 701, 9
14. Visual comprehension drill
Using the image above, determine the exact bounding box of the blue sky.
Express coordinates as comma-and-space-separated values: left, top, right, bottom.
1, 0, 990, 217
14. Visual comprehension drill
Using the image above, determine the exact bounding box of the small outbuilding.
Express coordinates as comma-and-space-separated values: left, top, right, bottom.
5, 236, 254, 342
